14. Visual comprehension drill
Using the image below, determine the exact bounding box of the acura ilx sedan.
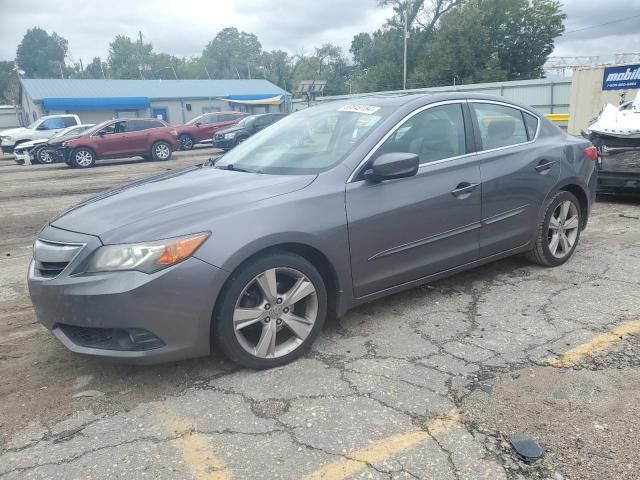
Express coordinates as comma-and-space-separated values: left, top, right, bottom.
28, 93, 598, 368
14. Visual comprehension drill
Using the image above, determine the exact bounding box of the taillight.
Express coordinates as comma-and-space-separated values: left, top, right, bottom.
584, 146, 598, 161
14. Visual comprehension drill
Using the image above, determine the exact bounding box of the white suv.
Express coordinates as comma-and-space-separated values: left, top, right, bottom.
1, 114, 81, 154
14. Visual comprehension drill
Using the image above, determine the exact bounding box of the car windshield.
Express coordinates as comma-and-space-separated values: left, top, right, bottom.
26, 120, 40, 129
235, 116, 256, 128
214, 104, 387, 175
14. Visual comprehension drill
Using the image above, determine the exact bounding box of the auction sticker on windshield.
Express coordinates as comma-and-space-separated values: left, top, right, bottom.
338, 105, 381, 115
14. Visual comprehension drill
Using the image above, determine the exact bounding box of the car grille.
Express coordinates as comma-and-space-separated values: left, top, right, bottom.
214, 133, 224, 141
58, 324, 165, 351
33, 239, 85, 279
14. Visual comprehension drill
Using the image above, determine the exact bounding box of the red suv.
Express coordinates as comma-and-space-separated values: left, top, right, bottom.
175, 111, 246, 150
57, 118, 180, 168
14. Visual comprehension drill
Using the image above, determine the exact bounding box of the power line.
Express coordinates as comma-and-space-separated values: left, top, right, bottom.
562, 14, 640, 36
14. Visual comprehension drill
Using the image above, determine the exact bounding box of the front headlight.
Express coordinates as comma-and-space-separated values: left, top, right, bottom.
224, 132, 236, 140
61, 141, 68, 147
86, 232, 209, 273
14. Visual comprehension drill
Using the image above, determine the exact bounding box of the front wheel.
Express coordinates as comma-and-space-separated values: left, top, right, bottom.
34, 146, 54, 164
214, 252, 327, 369
151, 141, 172, 161
70, 148, 96, 168
526, 191, 582, 267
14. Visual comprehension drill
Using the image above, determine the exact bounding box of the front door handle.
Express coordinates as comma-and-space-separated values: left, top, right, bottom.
451, 182, 480, 199
534, 160, 556, 173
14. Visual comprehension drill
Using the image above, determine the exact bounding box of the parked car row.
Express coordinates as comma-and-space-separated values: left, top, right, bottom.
1, 111, 288, 168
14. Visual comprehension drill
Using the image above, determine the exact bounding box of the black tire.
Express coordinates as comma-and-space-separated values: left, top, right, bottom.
214, 252, 327, 369
179, 134, 195, 150
526, 191, 582, 267
151, 141, 172, 161
69, 147, 96, 168
34, 146, 54, 164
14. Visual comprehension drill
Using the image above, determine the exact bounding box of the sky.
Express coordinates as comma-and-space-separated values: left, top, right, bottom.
0, 0, 639, 65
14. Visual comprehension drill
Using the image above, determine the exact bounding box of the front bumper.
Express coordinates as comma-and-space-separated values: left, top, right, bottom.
212, 137, 236, 150
14, 149, 32, 164
1, 144, 15, 154
28, 225, 227, 364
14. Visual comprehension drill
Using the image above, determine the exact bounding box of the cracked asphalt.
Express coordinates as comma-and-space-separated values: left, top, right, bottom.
1, 151, 640, 479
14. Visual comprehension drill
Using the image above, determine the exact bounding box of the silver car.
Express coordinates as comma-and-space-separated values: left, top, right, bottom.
28, 93, 598, 368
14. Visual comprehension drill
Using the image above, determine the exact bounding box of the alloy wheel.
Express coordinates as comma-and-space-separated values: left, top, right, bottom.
75, 150, 93, 167
233, 267, 318, 359
547, 200, 579, 258
38, 149, 53, 164
155, 143, 171, 159
180, 135, 193, 150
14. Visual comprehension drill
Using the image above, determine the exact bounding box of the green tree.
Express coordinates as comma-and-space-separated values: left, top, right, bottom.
411, 0, 565, 86
291, 44, 351, 96
0, 61, 18, 104
16, 27, 68, 78
107, 34, 153, 79
259, 50, 293, 90
202, 28, 262, 79
84, 57, 107, 79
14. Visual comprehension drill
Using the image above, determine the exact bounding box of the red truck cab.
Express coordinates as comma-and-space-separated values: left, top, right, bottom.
175, 112, 246, 150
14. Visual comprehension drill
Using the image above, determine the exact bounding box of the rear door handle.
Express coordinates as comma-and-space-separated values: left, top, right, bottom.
534, 160, 556, 173
451, 182, 480, 199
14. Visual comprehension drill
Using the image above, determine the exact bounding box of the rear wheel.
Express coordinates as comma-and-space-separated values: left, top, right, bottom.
151, 141, 172, 161
70, 148, 96, 168
214, 252, 327, 369
526, 191, 582, 267
179, 134, 195, 150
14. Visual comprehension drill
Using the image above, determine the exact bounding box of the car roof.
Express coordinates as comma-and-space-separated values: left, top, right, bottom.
325, 92, 539, 113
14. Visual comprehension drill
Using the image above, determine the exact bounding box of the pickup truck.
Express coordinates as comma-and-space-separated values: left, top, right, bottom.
0, 114, 81, 153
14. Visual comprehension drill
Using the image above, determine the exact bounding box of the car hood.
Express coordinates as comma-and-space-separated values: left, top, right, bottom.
50, 166, 316, 243
16, 138, 47, 150
0, 127, 28, 137
217, 125, 245, 135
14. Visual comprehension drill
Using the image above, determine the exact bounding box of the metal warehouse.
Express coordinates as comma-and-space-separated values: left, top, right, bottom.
17, 78, 291, 126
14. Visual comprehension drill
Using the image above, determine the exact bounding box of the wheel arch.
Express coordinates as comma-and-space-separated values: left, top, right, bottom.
539, 178, 591, 231
209, 242, 342, 342
559, 183, 589, 229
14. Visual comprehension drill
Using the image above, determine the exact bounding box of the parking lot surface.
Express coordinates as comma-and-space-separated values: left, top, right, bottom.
1, 151, 639, 479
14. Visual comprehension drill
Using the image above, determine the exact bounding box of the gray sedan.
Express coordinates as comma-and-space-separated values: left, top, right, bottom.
28, 93, 598, 368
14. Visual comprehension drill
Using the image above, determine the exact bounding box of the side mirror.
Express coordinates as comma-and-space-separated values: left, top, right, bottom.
98, 132, 105, 137
36, 124, 47, 131
195, 122, 201, 127
364, 152, 419, 182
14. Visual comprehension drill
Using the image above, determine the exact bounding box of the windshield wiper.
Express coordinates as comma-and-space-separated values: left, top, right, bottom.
215, 163, 261, 174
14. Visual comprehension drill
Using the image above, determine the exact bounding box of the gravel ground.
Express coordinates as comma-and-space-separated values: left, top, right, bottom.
1, 150, 639, 479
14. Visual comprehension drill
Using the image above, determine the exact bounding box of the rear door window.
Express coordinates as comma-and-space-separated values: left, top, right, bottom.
471, 103, 529, 150
63, 117, 78, 127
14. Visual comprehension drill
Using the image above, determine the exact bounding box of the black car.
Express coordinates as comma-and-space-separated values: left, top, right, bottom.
212, 113, 287, 150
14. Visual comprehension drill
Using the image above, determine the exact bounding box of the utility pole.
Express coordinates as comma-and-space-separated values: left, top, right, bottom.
403, 4, 408, 91
204, 64, 211, 79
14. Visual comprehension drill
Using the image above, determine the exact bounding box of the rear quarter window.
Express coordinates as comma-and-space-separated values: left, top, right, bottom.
471, 103, 530, 150
523, 112, 539, 140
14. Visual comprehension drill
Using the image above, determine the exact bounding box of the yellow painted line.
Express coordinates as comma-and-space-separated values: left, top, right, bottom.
157, 404, 232, 480
544, 113, 569, 122
304, 409, 462, 480
548, 319, 640, 368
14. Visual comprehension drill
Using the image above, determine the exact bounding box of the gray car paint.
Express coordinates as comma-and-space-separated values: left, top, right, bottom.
28, 92, 597, 364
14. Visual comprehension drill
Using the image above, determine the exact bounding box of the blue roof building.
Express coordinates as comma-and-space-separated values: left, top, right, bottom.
18, 78, 290, 126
